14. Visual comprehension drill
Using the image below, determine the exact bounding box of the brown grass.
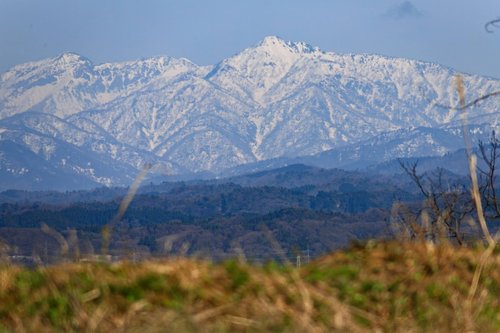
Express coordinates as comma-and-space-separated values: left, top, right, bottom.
0, 241, 498, 332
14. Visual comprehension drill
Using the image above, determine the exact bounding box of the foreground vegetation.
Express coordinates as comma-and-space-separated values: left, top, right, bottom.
0, 241, 498, 332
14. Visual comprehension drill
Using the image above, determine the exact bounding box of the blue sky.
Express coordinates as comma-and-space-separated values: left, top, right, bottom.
1, 0, 499, 78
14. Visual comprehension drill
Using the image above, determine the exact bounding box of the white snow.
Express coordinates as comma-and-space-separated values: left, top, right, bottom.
0, 36, 499, 184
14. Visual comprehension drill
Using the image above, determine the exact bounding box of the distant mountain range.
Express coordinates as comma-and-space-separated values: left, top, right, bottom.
1, 36, 499, 190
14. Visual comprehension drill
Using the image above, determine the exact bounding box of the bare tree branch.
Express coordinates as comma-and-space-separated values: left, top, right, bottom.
485, 18, 500, 33
432, 90, 500, 111
478, 132, 500, 218
397, 159, 473, 244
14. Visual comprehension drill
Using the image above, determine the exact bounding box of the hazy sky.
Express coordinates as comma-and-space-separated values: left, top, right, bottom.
1, 0, 499, 78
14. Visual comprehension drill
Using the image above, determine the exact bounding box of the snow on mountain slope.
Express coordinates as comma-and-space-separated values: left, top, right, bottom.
70, 73, 258, 172
220, 123, 499, 178
1, 36, 499, 189
0, 112, 150, 188
205, 36, 319, 104
0, 53, 202, 119
0, 139, 104, 191
205, 36, 500, 159
257, 48, 499, 156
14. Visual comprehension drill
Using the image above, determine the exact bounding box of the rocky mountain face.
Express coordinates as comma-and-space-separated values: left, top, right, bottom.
1, 36, 499, 190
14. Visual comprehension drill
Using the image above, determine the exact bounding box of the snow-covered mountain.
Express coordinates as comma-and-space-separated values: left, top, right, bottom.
1, 36, 499, 190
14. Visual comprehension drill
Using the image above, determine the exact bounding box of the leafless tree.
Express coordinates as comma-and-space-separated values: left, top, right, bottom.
395, 133, 499, 245
478, 131, 500, 218
396, 161, 473, 245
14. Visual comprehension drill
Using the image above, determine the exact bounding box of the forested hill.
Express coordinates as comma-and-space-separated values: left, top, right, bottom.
0, 165, 424, 263
0, 164, 421, 204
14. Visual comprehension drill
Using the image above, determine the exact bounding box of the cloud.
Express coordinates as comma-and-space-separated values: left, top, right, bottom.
383, 1, 424, 20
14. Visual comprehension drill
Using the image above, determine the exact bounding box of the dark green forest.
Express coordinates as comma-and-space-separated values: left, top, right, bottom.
0, 164, 497, 264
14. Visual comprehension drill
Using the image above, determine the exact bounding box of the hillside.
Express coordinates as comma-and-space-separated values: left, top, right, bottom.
3, 162, 498, 263
0, 165, 425, 262
0, 241, 498, 332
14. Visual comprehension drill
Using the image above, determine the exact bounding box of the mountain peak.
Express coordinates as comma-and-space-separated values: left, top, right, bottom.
257, 36, 318, 54
258, 35, 287, 47
1, 38, 500, 189
205, 36, 323, 103
54, 52, 91, 66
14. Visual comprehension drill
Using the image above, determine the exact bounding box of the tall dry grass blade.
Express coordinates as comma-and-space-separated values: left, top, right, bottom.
456, 75, 494, 246
230, 239, 247, 264
467, 241, 496, 304
455, 75, 498, 310
101, 163, 152, 257
421, 209, 431, 242
0, 238, 10, 264
178, 241, 191, 257
67, 229, 80, 262
41, 222, 69, 259
261, 225, 290, 265
158, 232, 183, 254
468, 155, 495, 245
261, 225, 317, 331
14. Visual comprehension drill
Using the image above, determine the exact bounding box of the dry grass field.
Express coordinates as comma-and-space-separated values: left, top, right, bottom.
0, 241, 498, 332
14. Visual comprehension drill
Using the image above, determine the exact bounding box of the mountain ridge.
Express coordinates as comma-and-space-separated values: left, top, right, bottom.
1, 36, 499, 190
